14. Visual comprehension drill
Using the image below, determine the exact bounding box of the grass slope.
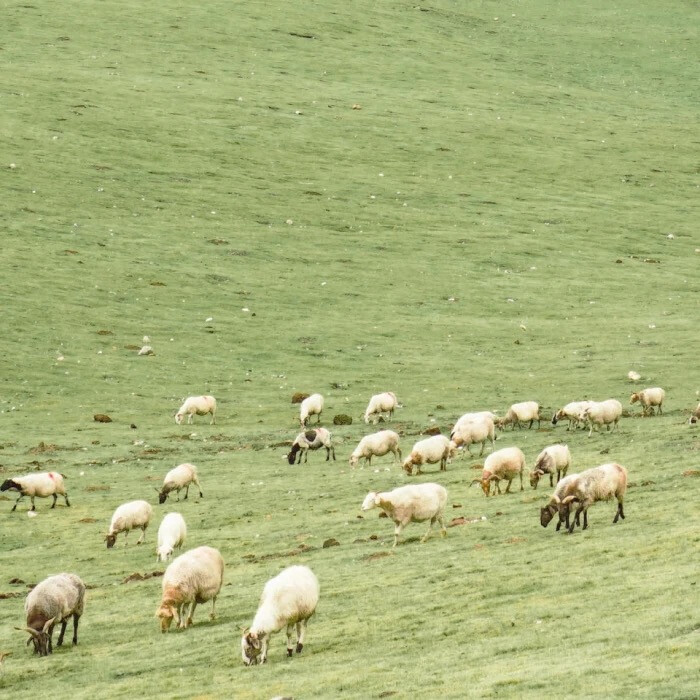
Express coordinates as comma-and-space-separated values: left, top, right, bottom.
1, 0, 698, 698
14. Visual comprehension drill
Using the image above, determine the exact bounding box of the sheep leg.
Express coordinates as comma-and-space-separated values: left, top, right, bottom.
260, 637, 269, 664
582, 510, 589, 530
304, 450, 309, 463
505, 479, 513, 494
210, 410, 216, 425
549, 473, 554, 487
63, 493, 70, 507
72, 614, 80, 645
296, 620, 306, 653
420, 517, 435, 543
194, 477, 203, 498
184, 484, 189, 500
11, 493, 25, 512
613, 501, 625, 523
57, 619, 67, 646
51, 493, 58, 509
210, 596, 217, 620
48, 624, 54, 654
478, 442, 484, 457
438, 513, 447, 537
186, 601, 197, 627
136, 526, 146, 545
331, 446, 336, 461
519, 471, 524, 491
392, 521, 405, 547
286, 623, 295, 657
528, 419, 533, 429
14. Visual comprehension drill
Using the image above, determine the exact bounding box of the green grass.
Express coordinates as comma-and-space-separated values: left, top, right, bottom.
1, 0, 699, 697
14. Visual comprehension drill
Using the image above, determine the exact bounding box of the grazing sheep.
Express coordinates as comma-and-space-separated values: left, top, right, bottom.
287, 428, 336, 465
157, 463, 203, 504
349, 430, 401, 467
627, 371, 641, 382
241, 565, 320, 665
156, 512, 187, 562
630, 387, 665, 416
363, 392, 398, 424
450, 413, 495, 457
15, 573, 85, 656
539, 474, 580, 530
554, 463, 628, 533
497, 401, 541, 430
105, 500, 153, 548
579, 399, 623, 437
300, 393, 324, 427
175, 395, 217, 425
551, 401, 593, 430
402, 435, 455, 475
470, 446, 525, 496
156, 546, 224, 632
530, 444, 572, 489
1, 472, 70, 512
361, 483, 448, 547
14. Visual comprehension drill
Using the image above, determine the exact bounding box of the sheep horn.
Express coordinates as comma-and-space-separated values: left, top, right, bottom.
42, 617, 57, 633
15, 627, 39, 638
488, 474, 500, 481
561, 495, 577, 505
469, 479, 482, 487
552, 494, 561, 504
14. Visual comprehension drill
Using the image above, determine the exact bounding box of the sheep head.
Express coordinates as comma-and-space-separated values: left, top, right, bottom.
361, 492, 379, 511
402, 459, 414, 476
16, 618, 56, 656
104, 533, 117, 549
470, 475, 497, 497
241, 630, 263, 666
174, 412, 184, 425
530, 469, 545, 489
629, 393, 640, 405
155, 604, 178, 633
158, 489, 168, 505
0, 479, 21, 492
540, 504, 558, 528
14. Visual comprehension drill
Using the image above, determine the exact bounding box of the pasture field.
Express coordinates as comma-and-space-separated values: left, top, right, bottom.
1, 0, 698, 697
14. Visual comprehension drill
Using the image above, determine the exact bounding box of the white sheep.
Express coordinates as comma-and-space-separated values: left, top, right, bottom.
175, 395, 217, 425
15, 573, 85, 656
363, 392, 398, 424
402, 434, 455, 475
349, 430, 402, 467
287, 428, 336, 465
241, 565, 320, 665
630, 387, 665, 416
579, 399, 623, 436
361, 482, 448, 547
470, 446, 525, 496
539, 474, 580, 530
157, 463, 203, 504
530, 444, 572, 489
450, 413, 496, 456
105, 500, 153, 548
1, 472, 70, 512
299, 393, 324, 427
551, 401, 593, 430
627, 370, 641, 382
156, 512, 187, 562
156, 546, 224, 632
553, 463, 628, 533
497, 401, 541, 430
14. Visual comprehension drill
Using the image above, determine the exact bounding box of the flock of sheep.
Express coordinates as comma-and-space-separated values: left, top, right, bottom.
3, 384, 695, 666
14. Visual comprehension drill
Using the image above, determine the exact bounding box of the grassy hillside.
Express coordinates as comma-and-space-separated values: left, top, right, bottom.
1, 0, 698, 698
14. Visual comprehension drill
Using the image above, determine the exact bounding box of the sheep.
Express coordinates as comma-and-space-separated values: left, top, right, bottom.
156, 512, 187, 562
530, 444, 572, 489
157, 463, 203, 504
156, 546, 224, 632
1, 472, 70, 512
579, 399, 623, 437
105, 500, 153, 548
630, 387, 665, 416
363, 391, 398, 424
349, 430, 401, 468
553, 463, 628, 533
299, 393, 324, 427
497, 401, 541, 430
627, 371, 641, 382
287, 428, 336, 465
539, 474, 580, 530
175, 395, 216, 425
450, 413, 495, 457
470, 446, 525, 496
551, 401, 593, 430
15, 573, 85, 656
361, 483, 447, 547
241, 565, 319, 665
402, 435, 455, 475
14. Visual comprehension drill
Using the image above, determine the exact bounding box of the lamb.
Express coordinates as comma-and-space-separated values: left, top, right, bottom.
156, 546, 224, 632
15, 573, 85, 656
299, 393, 324, 427
241, 565, 320, 665
175, 395, 217, 425
157, 463, 203, 504
361, 482, 448, 547
449, 413, 495, 456
539, 474, 580, 530
497, 401, 541, 430
551, 401, 593, 430
363, 392, 398, 424
105, 500, 153, 548
579, 399, 623, 437
470, 446, 525, 496
530, 444, 572, 489
630, 387, 665, 416
156, 512, 187, 562
552, 463, 628, 533
402, 435, 455, 475
287, 428, 336, 465
1, 472, 70, 512
349, 430, 401, 467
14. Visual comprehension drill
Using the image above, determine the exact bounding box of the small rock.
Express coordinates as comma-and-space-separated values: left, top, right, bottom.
369, 534, 378, 540
422, 425, 441, 436
322, 538, 340, 548
130, 423, 137, 429
291, 392, 310, 404
333, 414, 353, 425
93, 414, 112, 423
